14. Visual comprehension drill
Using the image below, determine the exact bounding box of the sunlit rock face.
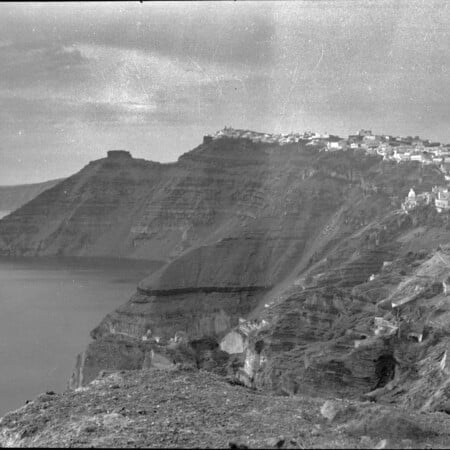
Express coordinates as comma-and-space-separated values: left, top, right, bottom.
220, 330, 246, 354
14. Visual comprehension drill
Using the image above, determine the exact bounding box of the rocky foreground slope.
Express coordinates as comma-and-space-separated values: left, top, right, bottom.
2, 134, 450, 447
2, 367, 450, 449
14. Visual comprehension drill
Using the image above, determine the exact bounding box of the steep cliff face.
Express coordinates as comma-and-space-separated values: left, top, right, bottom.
71, 147, 445, 385
1, 139, 442, 262
222, 206, 450, 412
0, 154, 171, 258
1, 135, 447, 403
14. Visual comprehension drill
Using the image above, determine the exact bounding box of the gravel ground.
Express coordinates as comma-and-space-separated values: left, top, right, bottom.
1, 367, 449, 448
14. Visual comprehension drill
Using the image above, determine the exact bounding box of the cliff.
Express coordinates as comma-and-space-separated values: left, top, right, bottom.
61, 139, 447, 391
2, 133, 450, 447
0, 178, 63, 214
0, 153, 171, 259
220, 206, 450, 413
1, 140, 442, 262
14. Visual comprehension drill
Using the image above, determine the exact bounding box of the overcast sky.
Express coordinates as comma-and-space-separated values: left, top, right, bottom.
1, 1, 450, 184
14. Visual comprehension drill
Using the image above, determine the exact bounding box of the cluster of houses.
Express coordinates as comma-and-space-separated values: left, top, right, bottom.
402, 186, 450, 213
204, 127, 450, 178
203, 127, 315, 145
205, 126, 366, 146
308, 129, 450, 170
205, 128, 450, 212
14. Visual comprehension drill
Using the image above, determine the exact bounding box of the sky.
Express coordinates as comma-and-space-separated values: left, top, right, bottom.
1, 1, 450, 184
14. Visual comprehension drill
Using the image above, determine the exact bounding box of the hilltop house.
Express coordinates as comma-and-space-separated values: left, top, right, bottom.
326, 140, 347, 151
403, 186, 450, 213
363, 134, 377, 142
402, 188, 432, 211
403, 188, 418, 211
439, 163, 450, 181
433, 186, 450, 212
409, 152, 432, 164
393, 149, 411, 162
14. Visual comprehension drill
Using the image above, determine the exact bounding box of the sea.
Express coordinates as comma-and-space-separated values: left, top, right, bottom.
0, 256, 162, 417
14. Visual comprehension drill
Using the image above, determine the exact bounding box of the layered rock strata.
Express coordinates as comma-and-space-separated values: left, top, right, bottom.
221, 208, 450, 412
1, 134, 448, 412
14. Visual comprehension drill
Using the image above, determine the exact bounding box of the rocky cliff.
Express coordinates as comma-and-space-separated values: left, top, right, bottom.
2, 133, 450, 446
0, 153, 171, 259
221, 206, 450, 414
61, 138, 446, 392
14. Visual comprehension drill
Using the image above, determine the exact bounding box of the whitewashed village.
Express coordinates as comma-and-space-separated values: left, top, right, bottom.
205, 127, 450, 214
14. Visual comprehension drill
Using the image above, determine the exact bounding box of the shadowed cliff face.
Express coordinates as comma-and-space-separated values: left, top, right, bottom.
0, 155, 170, 259
1, 137, 448, 396
1, 139, 443, 262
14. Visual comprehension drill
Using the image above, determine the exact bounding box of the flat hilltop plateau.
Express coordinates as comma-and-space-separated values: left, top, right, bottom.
2, 132, 450, 448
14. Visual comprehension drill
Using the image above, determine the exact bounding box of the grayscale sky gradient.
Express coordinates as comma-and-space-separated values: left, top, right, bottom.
1, 1, 450, 184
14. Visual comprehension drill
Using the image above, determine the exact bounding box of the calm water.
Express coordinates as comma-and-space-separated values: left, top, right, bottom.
0, 257, 162, 417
